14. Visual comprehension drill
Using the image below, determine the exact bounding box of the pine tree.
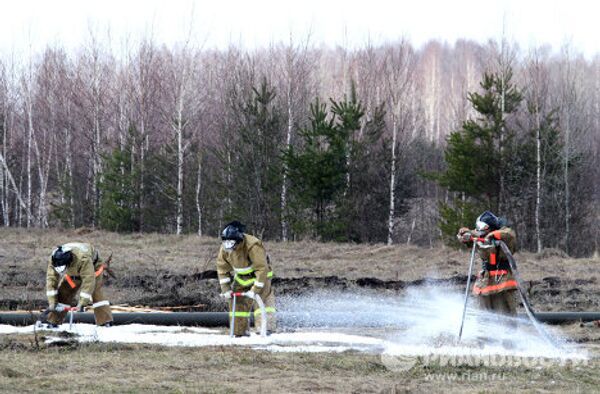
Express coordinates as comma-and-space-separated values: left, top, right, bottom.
434, 70, 523, 242
283, 98, 347, 240
284, 86, 376, 241
98, 129, 141, 232
216, 77, 283, 238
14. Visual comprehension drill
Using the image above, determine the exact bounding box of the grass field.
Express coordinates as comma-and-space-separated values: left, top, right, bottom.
1, 227, 599, 312
1, 334, 599, 393
1, 228, 600, 393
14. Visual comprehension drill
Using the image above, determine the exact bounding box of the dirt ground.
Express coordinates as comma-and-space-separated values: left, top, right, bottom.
0, 227, 599, 312
2, 228, 600, 393
0, 335, 599, 394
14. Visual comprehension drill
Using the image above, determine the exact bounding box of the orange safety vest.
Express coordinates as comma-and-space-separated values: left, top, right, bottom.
64, 265, 105, 289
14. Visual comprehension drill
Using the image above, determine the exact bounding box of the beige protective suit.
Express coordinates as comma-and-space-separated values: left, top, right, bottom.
46, 242, 113, 326
217, 234, 276, 335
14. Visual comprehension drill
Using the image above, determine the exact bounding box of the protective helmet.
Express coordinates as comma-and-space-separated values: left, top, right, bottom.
221, 221, 245, 251
51, 246, 73, 274
475, 211, 500, 232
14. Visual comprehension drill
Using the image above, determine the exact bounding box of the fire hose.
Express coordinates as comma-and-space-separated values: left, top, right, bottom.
496, 240, 561, 349
229, 292, 267, 337
35, 303, 80, 331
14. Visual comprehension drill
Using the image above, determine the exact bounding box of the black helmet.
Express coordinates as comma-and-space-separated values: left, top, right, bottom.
475, 211, 500, 232
221, 221, 245, 242
51, 246, 73, 271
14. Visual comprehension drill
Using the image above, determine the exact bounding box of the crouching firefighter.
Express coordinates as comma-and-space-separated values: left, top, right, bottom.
457, 211, 518, 317
45, 242, 113, 327
216, 221, 276, 336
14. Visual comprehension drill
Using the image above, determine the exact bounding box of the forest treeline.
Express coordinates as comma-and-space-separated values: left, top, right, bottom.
0, 36, 598, 256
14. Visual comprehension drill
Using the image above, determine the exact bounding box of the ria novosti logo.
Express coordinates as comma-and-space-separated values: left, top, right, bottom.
381, 352, 588, 372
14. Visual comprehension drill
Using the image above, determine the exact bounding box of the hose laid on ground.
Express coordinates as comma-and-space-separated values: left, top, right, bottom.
497, 240, 562, 349
1, 311, 599, 327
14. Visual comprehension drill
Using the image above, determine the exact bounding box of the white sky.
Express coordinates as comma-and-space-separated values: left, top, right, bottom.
1, 0, 598, 57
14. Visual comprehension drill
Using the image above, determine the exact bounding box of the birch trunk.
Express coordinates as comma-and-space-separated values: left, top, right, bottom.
175, 90, 185, 235
0, 152, 30, 218
26, 96, 33, 228
196, 154, 202, 237
387, 114, 398, 245
281, 86, 292, 241
564, 113, 571, 255
65, 126, 75, 226
534, 99, 543, 253
1, 112, 8, 225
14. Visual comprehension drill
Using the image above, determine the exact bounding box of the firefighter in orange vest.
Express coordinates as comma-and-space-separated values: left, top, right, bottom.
457, 211, 518, 316
217, 221, 276, 336
45, 242, 113, 327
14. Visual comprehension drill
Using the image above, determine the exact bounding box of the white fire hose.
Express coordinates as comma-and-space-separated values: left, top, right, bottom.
230, 292, 267, 338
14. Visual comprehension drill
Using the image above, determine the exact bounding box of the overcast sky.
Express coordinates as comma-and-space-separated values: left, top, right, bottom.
1, 0, 598, 57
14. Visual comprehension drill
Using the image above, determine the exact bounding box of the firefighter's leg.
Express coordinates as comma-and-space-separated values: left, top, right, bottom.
91, 275, 113, 326
489, 291, 517, 316
495, 290, 518, 348
230, 295, 252, 336
477, 294, 493, 311
46, 280, 78, 325
503, 289, 518, 317
253, 281, 276, 334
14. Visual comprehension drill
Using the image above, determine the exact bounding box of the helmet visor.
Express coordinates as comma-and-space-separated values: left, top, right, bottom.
53, 264, 67, 274
222, 240, 237, 251
475, 220, 490, 232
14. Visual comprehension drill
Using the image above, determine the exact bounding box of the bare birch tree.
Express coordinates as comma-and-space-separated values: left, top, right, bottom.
381, 40, 414, 245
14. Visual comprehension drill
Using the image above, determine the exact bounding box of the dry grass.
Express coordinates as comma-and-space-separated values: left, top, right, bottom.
2, 228, 600, 392
0, 335, 599, 393
1, 227, 599, 311
1, 227, 598, 281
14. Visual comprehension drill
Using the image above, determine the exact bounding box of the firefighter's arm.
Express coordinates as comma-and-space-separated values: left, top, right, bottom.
216, 248, 233, 293
46, 259, 59, 305
457, 227, 474, 246
486, 227, 515, 243
248, 243, 268, 295
77, 255, 95, 307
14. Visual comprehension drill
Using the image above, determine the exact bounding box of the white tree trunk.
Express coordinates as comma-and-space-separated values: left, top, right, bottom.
535, 100, 543, 253
175, 92, 185, 235
196, 154, 202, 237
26, 98, 33, 228
564, 113, 571, 255
281, 85, 293, 241
65, 127, 75, 226
387, 115, 398, 245
1, 113, 8, 226
0, 152, 30, 218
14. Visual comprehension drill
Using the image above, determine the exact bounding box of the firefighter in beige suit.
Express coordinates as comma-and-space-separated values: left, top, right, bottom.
46, 242, 113, 327
457, 211, 518, 316
217, 221, 276, 336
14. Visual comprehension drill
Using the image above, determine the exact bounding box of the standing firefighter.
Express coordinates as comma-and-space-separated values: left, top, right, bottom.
45, 242, 113, 327
217, 221, 276, 336
457, 211, 518, 316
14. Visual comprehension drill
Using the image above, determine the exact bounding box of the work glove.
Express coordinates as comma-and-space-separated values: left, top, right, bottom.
457, 227, 471, 243
243, 290, 256, 300
54, 303, 70, 313
220, 290, 233, 299
75, 302, 86, 312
